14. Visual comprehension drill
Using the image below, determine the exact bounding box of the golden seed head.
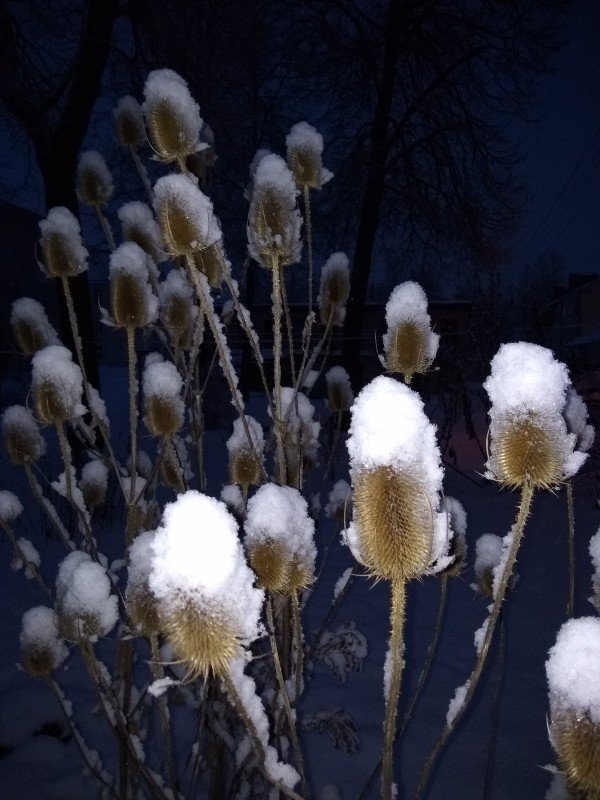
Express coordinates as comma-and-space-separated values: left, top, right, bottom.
159, 599, 240, 679
114, 96, 145, 149
20, 607, 67, 677
128, 587, 160, 638
145, 395, 183, 438
229, 449, 263, 491
13, 319, 47, 356
247, 540, 290, 593
552, 712, 600, 795
386, 321, 430, 384
286, 122, 332, 190
56, 610, 104, 643
33, 380, 69, 425
162, 293, 191, 336
39, 207, 89, 279
154, 175, 220, 259
22, 647, 57, 678
353, 466, 432, 582
493, 414, 562, 489
76, 151, 114, 207
194, 243, 224, 288
2, 406, 45, 465
287, 555, 314, 593
110, 270, 147, 329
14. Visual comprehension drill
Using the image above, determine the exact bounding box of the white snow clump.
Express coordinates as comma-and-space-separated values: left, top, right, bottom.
546, 616, 600, 724
55, 551, 118, 640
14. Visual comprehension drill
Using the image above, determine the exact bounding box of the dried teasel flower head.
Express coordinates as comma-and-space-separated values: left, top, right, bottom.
345, 376, 444, 582
473, 533, 503, 597
143, 69, 205, 165
193, 242, 225, 288
546, 617, 600, 796
325, 479, 352, 525
244, 483, 316, 594
31, 345, 86, 425
39, 207, 89, 279
226, 416, 265, 493
55, 551, 118, 642
325, 365, 354, 413
114, 95, 145, 150
143, 356, 185, 438
439, 497, 468, 578
247, 154, 302, 269
589, 527, 600, 614
154, 173, 221, 258
158, 268, 197, 349
79, 459, 108, 511
2, 405, 46, 465
148, 491, 264, 678
484, 343, 588, 490
286, 121, 333, 191
0, 490, 23, 528
318, 252, 350, 326
118, 201, 166, 264
10, 298, 60, 356
127, 530, 161, 636
20, 606, 68, 677
109, 242, 158, 329
382, 282, 439, 384
76, 150, 114, 207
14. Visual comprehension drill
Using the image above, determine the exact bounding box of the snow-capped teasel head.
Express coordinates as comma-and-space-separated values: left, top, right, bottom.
325, 365, 354, 413
148, 491, 264, 678
318, 252, 350, 327
2, 405, 46, 465
39, 207, 88, 279
0, 490, 23, 528
247, 154, 302, 269
154, 173, 221, 258
347, 375, 443, 582
244, 483, 316, 595
76, 150, 114, 207
589, 526, 600, 613
143, 68, 205, 164
79, 458, 109, 511
286, 121, 333, 191
484, 342, 587, 489
127, 530, 160, 636
382, 282, 439, 385
227, 415, 265, 494
143, 358, 185, 438
546, 617, 600, 795
31, 345, 86, 425
114, 95, 145, 149
10, 298, 61, 356
55, 551, 118, 642
325, 479, 352, 524
109, 242, 158, 329
20, 606, 68, 677
159, 268, 196, 347
474, 533, 503, 596
118, 201, 166, 264
564, 388, 595, 454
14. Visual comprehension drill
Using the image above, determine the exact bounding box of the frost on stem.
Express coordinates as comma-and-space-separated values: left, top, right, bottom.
118, 201, 166, 264
143, 356, 185, 438
143, 68, 205, 165
325, 366, 354, 413
227, 415, 265, 494
484, 343, 588, 489
2, 405, 46, 465
247, 154, 302, 269
11, 297, 61, 356
76, 151, 114, 207
114, 95, 145, 149
154, 173, 221, 258
474, 533, 503, 597
589, 526, 600, 613
318, 253, 350, 326
148, 491, 264, 679
244, 483, 316, 594
20, 606, 68, 677
286, 121, 333, 191
11, 537, 41, 577
31, 345, 86, 425
382, 281, 439, 384
39, 207, 89, 279
546, 617, 600, 795
0, 489, 23, 527
108, 242, 158, 329
55, 551, 118, 642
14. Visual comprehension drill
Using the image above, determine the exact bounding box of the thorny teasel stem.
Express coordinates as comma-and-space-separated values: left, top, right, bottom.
131, 148, 154, 206
126, 326, 138, 543
45, 677, 119, 800
55, 422, 98, 559
414, 482, 535, 800
0, 519, 51, 596
482, 612, 505, 800
182, 305, 205, 402
271, 256, 287, 485
382, 579, 406, 800
94, 205, 116, 251
281, 278, 297, 386
566, 480, 575, 618
291, 591, 304, 706
266, 596, 308, 796
150, 633, 180, 800
24, 462, 74, 550
303, 185, 314, 315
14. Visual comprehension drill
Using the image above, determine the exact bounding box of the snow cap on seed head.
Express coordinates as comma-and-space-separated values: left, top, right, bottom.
154, 173, 221, 258
286, 121, 333, 190
76, 150, 114, 207
325, 365, 354, 412
149, 491, 264, 678
114, 95, 145, 149
79, 458, 109, 511
382, 282, 439, 384
484, 342, 587, 489
20, 606, 68, 677
109, 242, 158, 329
127, 530, 160, 636
318, 252, 350, 327
2, 405, 46, 465
39, 207, 88, 279
118, 201, 166, 264
11, 297, 61, 356
143, 357, 185, 437
158, 268, 197, 349
31, 345, 86, 425
226, 415, 265, 493
0, 490, 23, 528
55, 551, 118, 642
564, 388, 595, 454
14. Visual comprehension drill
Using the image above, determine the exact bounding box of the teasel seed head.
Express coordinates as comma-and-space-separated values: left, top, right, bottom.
143, 357, 184, 438
109, 242, 158, 329
193, 242, 224, 288
2, 405, 46, 465
318, 252, 350, 326
154, 173, 221, 258
382, 282, 439, 384
326, 365, 354, 413
148, 491, 264, 679
492, 413, 563, 489
11, 298, 61, 356
114, 95, 145, 150
79, 459, 108, 511
39, 207, 89, 279
76, 150, 114, 208
226, 416, 265, 493
160, 449, 185, 494
127, 531, 161, 637
247, 539, 290, 593
143, 69, 203, 165
31, 345, 86, 425
55, 551, 118, 643
158, 268, 197, 350
20, 607, 68, 677
546, 617, 600, 796
286, 121, 333, 191
247, 154, 302, 269
118, 201, 166, 264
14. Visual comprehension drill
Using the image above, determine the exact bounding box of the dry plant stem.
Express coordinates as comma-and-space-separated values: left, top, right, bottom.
271, 257, 287, 485
46, 677, 119, 800
187, 679, 210, 798
150, 633, 180, 800
303, 185, 314, 315
131, 148, 155, 206
281, 278, 297, 386
382, 579, 407, 800
413, 482, 535, 800
266, 596, 308, 796
193, 383, 206, 493
182, 306, 205, 402
0, 523, 51, 596
56, 422, 98, 559
291, 591, 304, 706
186, 256, 268, 481
94, 205, 116, 251
566, 480, 575, 618
126, 326, 138, 541
482, 613, 505, 800
165, 435, 187, 492
24, 463, 73, 549
220, 670, 306, 800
